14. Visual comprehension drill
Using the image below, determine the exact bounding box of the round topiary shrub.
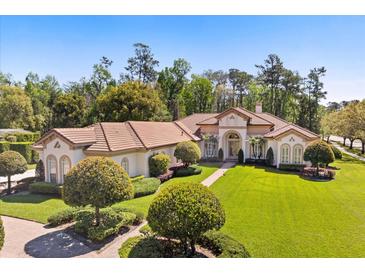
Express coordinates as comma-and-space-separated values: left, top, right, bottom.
0, 217, 4, 251
147, 181, 225, 256
265, 147, 274, 166
63, 157, 134, 226
304, 140, 335, 175
149, 153, 171, 177
0, 150, 27, 195
174, 141, 201, 167
238, 149, 244, 164
330, 145, 342, 160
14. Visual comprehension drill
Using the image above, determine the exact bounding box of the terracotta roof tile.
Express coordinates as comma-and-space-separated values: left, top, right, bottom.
264, 124, 319, 139
178, 113, 218, 133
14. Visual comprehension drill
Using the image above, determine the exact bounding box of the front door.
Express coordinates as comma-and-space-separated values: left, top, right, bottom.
228, 140, 240, 159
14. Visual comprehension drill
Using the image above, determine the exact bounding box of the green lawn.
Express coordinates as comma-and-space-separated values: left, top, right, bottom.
210, 155, 365, 257
0, 163, 220, 223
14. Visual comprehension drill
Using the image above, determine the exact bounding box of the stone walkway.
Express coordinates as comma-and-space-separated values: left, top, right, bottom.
0, 215, 145, 258
201, 161, 236, 187
332, 142, 365, 162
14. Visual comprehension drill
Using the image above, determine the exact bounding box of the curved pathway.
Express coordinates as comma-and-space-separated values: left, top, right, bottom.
332, 142, 365, 162
0, 215, 145, 258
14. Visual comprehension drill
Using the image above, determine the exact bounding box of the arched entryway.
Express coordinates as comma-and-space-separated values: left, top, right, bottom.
224, 132, 241, 160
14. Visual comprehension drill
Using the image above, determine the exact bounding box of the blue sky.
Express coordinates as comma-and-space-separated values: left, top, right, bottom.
0, 16, 364, 103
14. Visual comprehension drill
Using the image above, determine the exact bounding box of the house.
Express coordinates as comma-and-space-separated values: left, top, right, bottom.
33, 103, 320, 184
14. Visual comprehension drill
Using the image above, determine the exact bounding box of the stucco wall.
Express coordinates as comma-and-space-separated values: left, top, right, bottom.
247, 125, 271, 135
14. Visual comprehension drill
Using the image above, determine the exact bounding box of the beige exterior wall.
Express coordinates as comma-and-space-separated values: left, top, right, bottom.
247, 125, 271, 135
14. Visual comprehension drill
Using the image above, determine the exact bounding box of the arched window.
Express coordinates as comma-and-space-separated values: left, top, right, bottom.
280, 144, 290, 164
293, 145, 303, 164
121, 157, 129, 174
47, 155, 57, 183
60, 155, 71, 183
204, 135, 218, 159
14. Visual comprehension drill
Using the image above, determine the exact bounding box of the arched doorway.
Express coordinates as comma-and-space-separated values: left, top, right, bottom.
226, 132, 241, 159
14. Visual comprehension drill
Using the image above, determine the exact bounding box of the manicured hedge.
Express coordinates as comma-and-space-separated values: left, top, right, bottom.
131, 175, 145, 183
29, 182, 62, 195
118, 236, 164, 258
74, 208, 136, 241
330, 145, 343, 160
133, 177, 160, 198
0, 217, 4, 251
0, 142, 10, 153
198, 230, 250, 258
9, 142, 33, 164
174, 165, 202, 177
149, 153, 171, 177
279, 163, 306, 172
47, 207, 79, 227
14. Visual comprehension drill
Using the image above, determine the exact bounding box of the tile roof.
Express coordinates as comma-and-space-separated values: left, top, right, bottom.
264, 124, 319, 139
255, 112, 290, 130
215, 107, 273, 126
178, 113, 218, 133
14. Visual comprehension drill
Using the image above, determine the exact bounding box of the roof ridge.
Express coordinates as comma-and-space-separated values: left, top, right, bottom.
238, 107, 274, 125
287, 122, 320, 137
99, 122, 112, 151
174, 121, 197, 140
127, 121, 148, 149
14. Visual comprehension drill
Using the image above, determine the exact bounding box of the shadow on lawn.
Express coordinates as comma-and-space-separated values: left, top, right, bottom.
0, 192, 57, 204
24, 226, 129, 258
253, 165, 332, 183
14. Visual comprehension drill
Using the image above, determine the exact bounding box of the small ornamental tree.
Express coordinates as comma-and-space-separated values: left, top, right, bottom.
149, 153, 171, 177
174, 141, 201, 167
63, 157, 134, 226
0, 151, 27, 195
304, 141, 335, 175
238, 149, 244, 164
265, 147, 274, 166
147, 182, 225, 256
35, 159, 45, 181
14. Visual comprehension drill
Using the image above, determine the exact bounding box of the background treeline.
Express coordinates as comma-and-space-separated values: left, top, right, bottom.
0, 43, 329, 134
321, 100, 365, 153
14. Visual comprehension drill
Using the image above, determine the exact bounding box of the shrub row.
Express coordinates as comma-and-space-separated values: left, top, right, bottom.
47, 207, 79, 227
174, 165, 202, 177
198, 230, 250, 258
0, 217, 4, 251
0, 141, 39, 164
74, 208, 136, 241
0, 132, 40, 142
278, 163, 306, 172
133, 177, 160, 198
29, 182, 62, 196
130, 175, 145, 183
118, 236, 164, 258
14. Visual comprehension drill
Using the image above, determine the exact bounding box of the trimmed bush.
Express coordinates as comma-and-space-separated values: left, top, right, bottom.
266, 147, 274, 166
35, 159, 45, 181
0, 150, 28, 195
118, 236, 164, 258
5, 135, 17, 142
0, 217, 4, 251
9, 142, 33, 164
131, 175, 145, 183
12, 132, 40, 142
63, 157, 134, 226
198, 230, 250, 258
147, 182, 225, 256
74, 208, 136, 241
174, 141, 201, 166
218, 148, 224, 161
279, 163, 306, 172
174, 165, 202, 177
304, 141, 335, 174
149, 153, 171, 177
330, 145, 342, 160
133, 177, 160, 198
238, 149, 244, 164
29, 182, 61, 195
47, 207, 79, 227
0, 142, 10, 153
112, 207, 145, 225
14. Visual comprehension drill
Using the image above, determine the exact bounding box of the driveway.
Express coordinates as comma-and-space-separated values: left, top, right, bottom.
0, 169, 35, 184
0, 215, 144, 258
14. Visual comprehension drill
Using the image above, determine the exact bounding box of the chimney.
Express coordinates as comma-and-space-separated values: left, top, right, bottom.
255, 102, 262, 113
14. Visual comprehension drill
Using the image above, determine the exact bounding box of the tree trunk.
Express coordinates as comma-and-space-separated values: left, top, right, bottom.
362, 141, 365, 154
350, 139, 354, 149
190, 239, 196, 256
7, 175, 11, 195
343, 137, 346, 146
95, 207, 100, 226
316, 164, 319, 177
326, 136, 330, 143
182, 238, 188, 256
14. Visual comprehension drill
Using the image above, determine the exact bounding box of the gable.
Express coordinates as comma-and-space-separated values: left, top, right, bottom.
218, 112, 248, 127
